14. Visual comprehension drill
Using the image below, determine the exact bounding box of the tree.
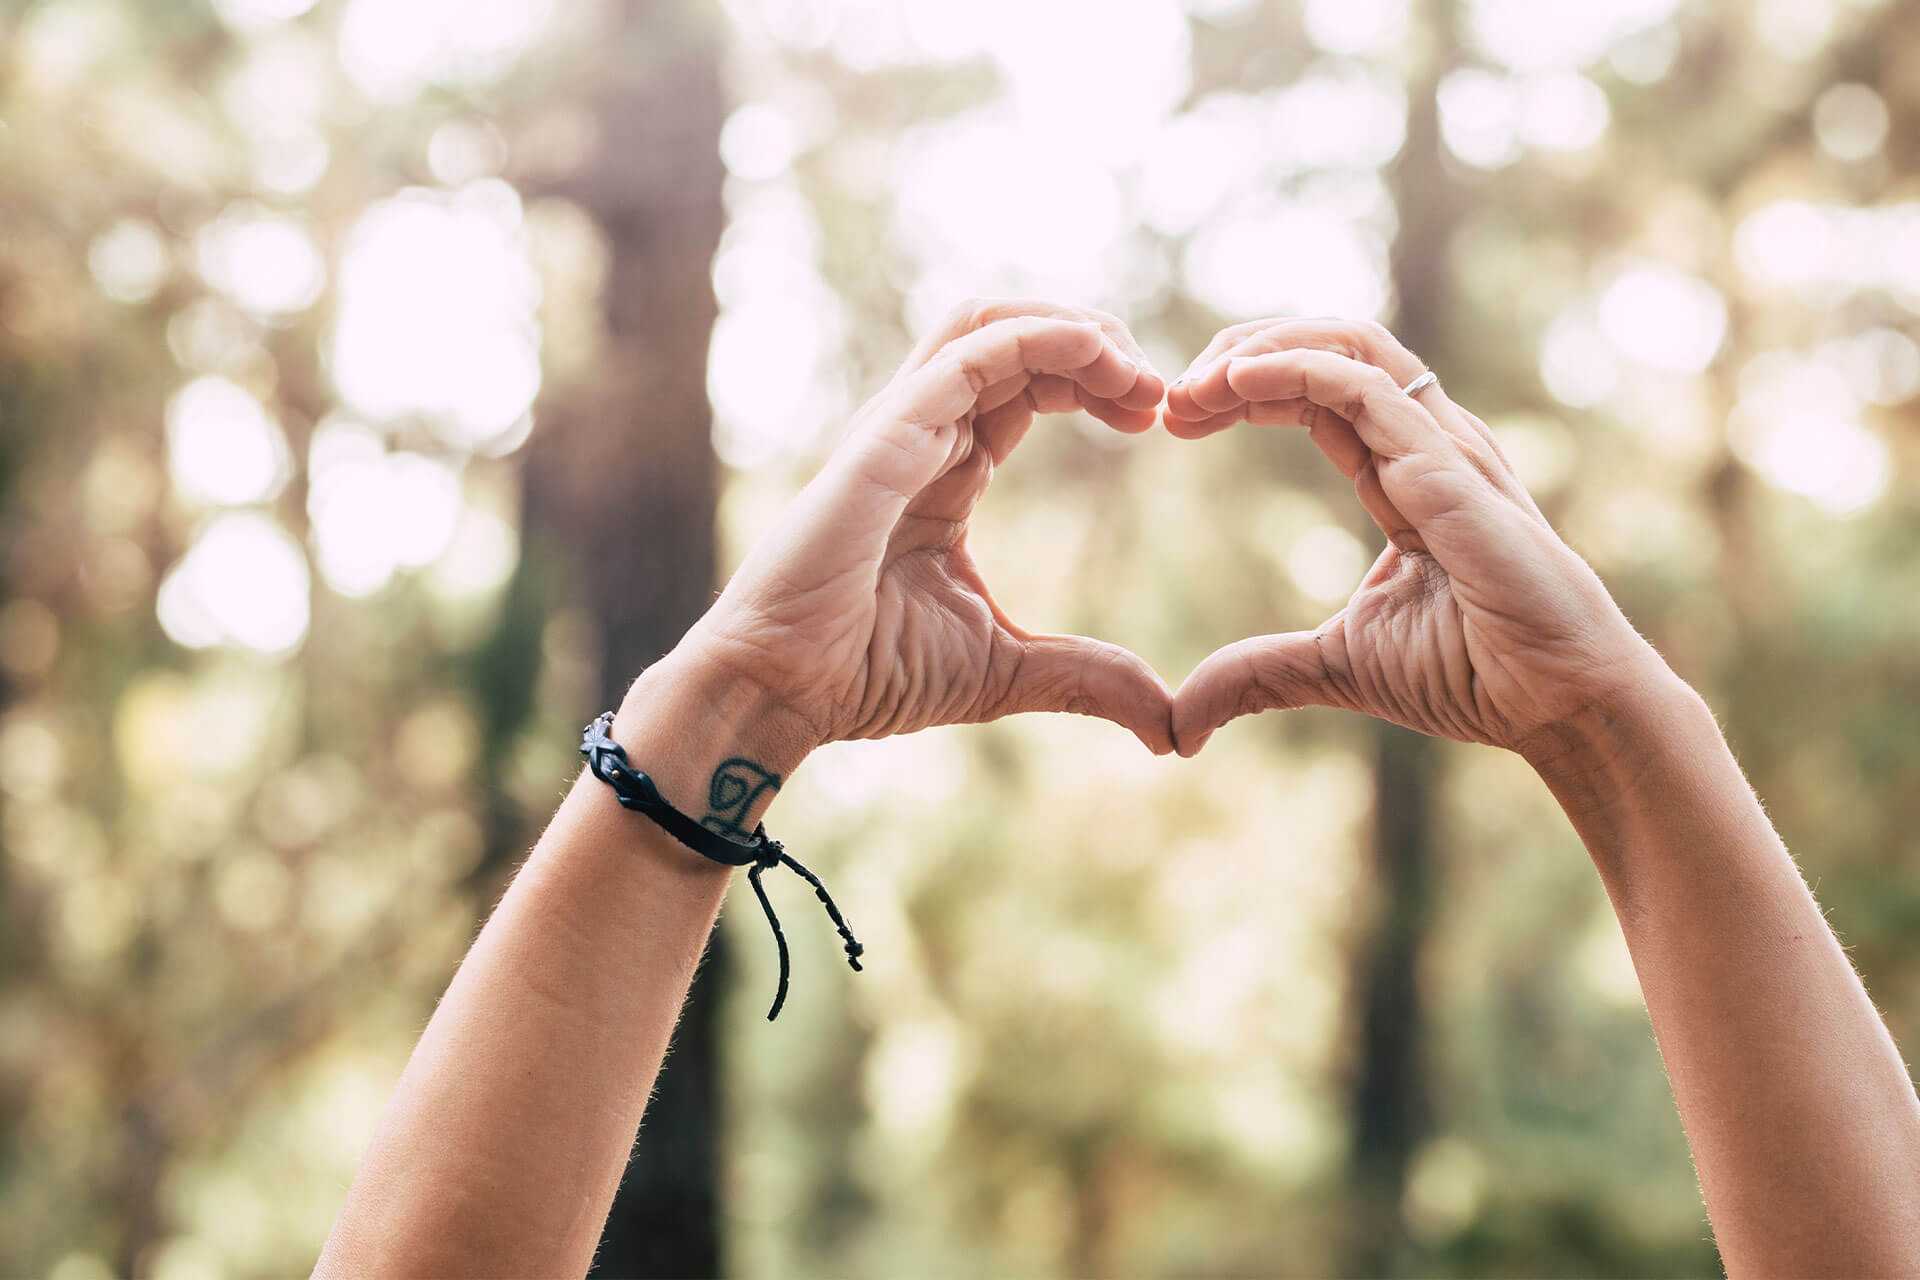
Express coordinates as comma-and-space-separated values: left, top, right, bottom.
520, 2, 731, 1273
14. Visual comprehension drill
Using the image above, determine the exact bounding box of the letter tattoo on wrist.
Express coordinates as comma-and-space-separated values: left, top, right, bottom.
701, 757, 782, 839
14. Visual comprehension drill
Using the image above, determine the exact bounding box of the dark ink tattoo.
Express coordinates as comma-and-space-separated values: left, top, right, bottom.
701, 757, 782, 839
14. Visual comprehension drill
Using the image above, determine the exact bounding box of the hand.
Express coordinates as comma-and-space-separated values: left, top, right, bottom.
1164, 317, 1670, 760
678, 299, 1175, 758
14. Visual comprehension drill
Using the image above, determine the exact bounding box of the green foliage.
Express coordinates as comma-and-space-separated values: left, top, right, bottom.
2, 0, 1916, 1275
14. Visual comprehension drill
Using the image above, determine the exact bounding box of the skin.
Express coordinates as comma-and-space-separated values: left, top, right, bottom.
315, 300, 1171, 1278
683, 298, 1175, 755
1165, 316, 1920, 1276
318, 305, 1920, 1279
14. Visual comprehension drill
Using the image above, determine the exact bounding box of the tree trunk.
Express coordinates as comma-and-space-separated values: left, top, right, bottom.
520, 3, 729, 1274
1343, 5, 1459, 1268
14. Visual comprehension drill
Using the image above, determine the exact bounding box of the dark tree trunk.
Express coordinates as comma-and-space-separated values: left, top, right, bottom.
520, 4, 730, 1275
1343, 6, 1459, 1269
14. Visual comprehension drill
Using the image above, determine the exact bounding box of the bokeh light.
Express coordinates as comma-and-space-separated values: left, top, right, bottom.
156, 513, 311, 654
164, 377, 292, 507
195, 203, 326, 320
1597, 264, 1727, 374
330, 184, 542, 450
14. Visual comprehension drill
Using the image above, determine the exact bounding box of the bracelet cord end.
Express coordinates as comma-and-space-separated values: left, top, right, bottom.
580, 712, 865, 1021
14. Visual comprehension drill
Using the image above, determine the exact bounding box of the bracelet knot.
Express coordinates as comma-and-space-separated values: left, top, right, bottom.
579, 712, 864, 1020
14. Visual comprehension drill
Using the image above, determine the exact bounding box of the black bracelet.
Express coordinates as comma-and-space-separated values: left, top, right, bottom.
579, 712, 864, 1021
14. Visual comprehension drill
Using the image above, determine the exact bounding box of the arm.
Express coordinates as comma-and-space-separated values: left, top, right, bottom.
1536, 668, 1920, 1275
313, 659, 802, 1277
316, 300, 1172, 1278
1164, 317, 1920, 1275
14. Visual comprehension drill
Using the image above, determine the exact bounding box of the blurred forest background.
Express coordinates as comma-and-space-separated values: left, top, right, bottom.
3, 0, 1919, 1275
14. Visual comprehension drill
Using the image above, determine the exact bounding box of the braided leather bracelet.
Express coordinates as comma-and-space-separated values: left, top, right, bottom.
579, 712, 864, 1020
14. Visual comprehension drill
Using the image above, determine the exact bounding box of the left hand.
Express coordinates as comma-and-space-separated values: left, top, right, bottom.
1161, 317, 1671, 761
674, 299, 1176, 761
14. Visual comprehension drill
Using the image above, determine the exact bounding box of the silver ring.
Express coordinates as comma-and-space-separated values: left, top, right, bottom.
1401, 370, 1438, 399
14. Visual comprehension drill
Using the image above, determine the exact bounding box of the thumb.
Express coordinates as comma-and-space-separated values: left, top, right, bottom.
1003, 634, 1175, 755
1173, 631, 1340, 757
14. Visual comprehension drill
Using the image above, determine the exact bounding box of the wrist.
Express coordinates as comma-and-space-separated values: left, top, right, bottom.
1518, 655, 1717, 816
608, 642, 821, 831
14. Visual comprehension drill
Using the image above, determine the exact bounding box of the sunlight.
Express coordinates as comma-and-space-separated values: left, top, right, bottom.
1823, 328, 1920, 406
330, 184, 541, 451
1731, 353, 1889, 515
987, 0, 1190, 166
720, 102, 803, 182
195, 203, 325, 320
1517, 73, 1610, 152
1138, 93, 1270, 236
164, 377, 290, 507
1303, 0, 1409, 57
1597, 264, 1726, 374
426, 505, 519, 602
864, 1019, 971, 1139
1467, 0, 1680, 73
708, 187, 847, 467
156, 513, 310, 655
1754, 0, 1834, 61
88, 219, 169, 305
1271, 66, 1407, 172
338, 0, 554, 102
220, 27, 333, 194
893, 110, 1133, 307
1184, 199, 1389, 320
1539, 308, 1619, 408
1287, 525, 1368, 605
1437, 69, 1521, 169
210, 0, 318, 31
307, 421, 463, 597
1734, 200, 1837, 294
1812, 83, 1889, 162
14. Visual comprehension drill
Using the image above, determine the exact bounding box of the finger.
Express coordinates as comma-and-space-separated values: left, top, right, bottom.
1354, 461, 1426, 553
1211, 320, 1530, 490
1224, 349, 1490, 514
972, 394, 1037, 463
977, 375, 1155, 465
1305, 406, 1370, 477
1245, 397, 1312, 427
1164, 382, 1239, 423
1230, 318, 1426, 383
1175, 316, 1422, 422
1174, 317, 1281, 385
1078, 383, 1159, 433
835, 317, 1110, 517
1164, 377, 1243, 423
1175, 354, 1249, 416
891, 316, 1113, 439
1004, 634, 1175, 755
975, 372, 1033, 415
907, 299, 1165, 410
1162, 405, 1245, 440
1171, 630, 1340, 757
1025, 373, 1083, 415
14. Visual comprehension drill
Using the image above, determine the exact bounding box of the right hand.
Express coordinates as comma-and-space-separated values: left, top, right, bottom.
676, 299, 1176, 759
1163, 317, 1676, 763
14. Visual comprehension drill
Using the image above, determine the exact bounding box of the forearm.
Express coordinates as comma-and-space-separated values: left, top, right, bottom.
1530, 672, 1920, 1275
316, 647, 812, 1278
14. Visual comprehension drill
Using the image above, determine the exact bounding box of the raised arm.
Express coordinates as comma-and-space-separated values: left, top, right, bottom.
315, 300, 1172, 1278
1164, 317, 1920, 1276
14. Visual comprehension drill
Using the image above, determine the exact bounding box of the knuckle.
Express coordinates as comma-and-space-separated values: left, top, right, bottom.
963, 358, 993, 395
1348, 366, 1397, 418
949, 297, 995, 333
1359, 319, 1399, 353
